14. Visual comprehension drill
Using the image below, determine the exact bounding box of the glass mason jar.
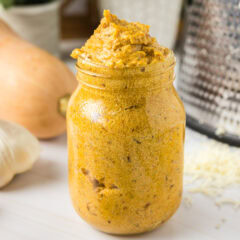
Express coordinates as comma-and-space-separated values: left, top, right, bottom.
67, 51, 185, 235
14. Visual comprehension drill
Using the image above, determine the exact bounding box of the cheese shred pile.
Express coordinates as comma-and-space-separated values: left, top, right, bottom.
184, 140, 240, 207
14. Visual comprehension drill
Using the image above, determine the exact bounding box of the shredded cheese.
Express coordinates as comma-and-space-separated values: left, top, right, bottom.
184, 140, 240, 207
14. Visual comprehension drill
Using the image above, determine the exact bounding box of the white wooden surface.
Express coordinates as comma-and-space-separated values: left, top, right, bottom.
1, 128, 239, 240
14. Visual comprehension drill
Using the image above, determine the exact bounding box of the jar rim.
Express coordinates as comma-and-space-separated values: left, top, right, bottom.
75, 50, 176, 90
76, 50, 176, 78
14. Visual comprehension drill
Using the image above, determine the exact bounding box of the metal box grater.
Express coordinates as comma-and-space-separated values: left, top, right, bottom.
178, 0, 240, 145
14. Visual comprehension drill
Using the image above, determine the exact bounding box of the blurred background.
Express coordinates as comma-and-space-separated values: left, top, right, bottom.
0, 0, 184, 58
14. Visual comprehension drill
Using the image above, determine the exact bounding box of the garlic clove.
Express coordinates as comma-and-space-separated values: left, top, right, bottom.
0, 120, 40, 188
0, 140, 15, 188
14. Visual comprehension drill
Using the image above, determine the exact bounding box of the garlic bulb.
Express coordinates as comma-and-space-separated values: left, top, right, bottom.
0, 120, 40, 188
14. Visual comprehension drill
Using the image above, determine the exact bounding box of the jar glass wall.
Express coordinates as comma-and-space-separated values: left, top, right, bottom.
67, 51, 185, 235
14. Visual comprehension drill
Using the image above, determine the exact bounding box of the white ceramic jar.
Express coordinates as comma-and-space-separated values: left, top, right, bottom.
0, 1, 62, 57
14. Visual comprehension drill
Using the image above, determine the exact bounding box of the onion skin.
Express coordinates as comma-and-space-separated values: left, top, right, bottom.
0, 20, 77, 139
